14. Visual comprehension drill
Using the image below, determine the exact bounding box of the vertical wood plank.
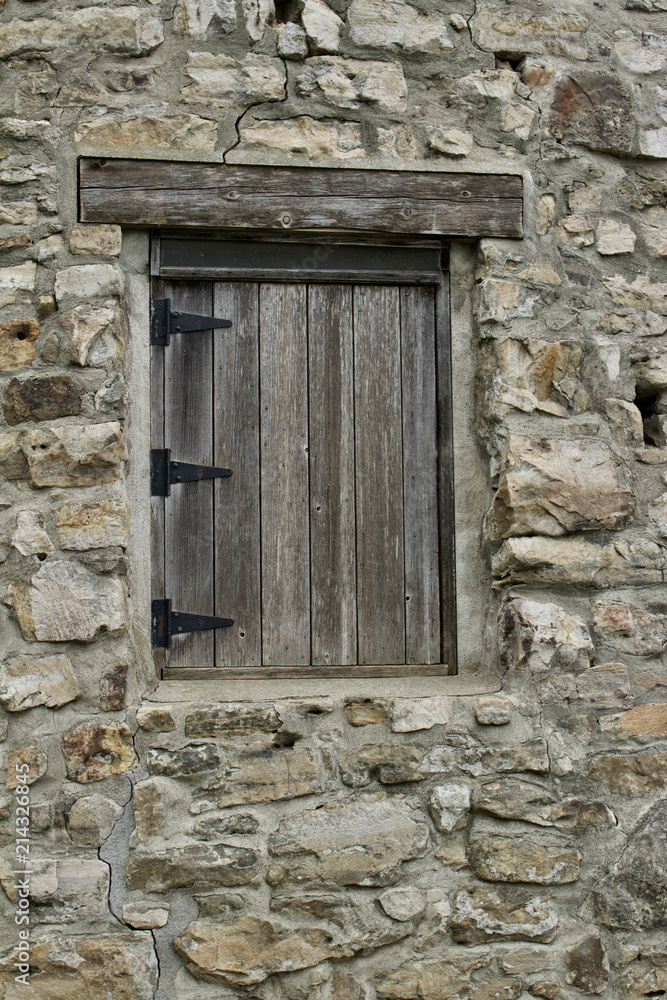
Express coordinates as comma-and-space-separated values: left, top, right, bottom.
150, 277, 166, 675
308, 284, 357, 665
213, 282, 261, 666
436, 275, 457, 673
354, 285, 405, 665
401, 285, 441, 664
260, 283, 310, 665
164, 281, 214, 667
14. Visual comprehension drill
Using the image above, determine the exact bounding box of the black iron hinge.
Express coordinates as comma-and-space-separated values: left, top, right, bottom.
151, 448, 232, 497
151, 599, 233, 648
151, 298, 232, 346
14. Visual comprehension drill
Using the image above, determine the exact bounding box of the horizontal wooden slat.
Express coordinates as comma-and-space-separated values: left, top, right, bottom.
163, 664, 452, 679
79, 158, 523, 239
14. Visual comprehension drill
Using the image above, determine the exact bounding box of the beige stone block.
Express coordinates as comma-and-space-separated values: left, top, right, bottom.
377, 123, 418, 160
67, 793, 124, 846
5, 738, 48, 787
176, 0, 237, 36
11, 510, 53, 555
0, 200, 37, 224
59, 303, 121, 366
297, 57, 407, 113
536, 193, 556, 233
426, 126, 473, 156
375, 954, 492, 999
593, 601, 667, 655
185, 703, 280, 737
604, 398, 644, 446
604, 274, 667, 314
29, 858, 110, 924
348, 0, 453, 52
467, 833, 580, 884
63, 721, 137, 783
461, 68, 518, 100
614, 29, 667, 73
378, 887, 425, 922
127, 843, 259, 892
216, 741, 333, 805
471, 8, 588, 58
0, 9, 164, 60
136, 703, 177, 731
640, 207, 667, 257
242, 0, 274, 41
344, 699, 388, 725
122, 901, 170, 929
596, 219, 636, 254
182, 52, 285, 106
54, 264, 122, 301
0, 653, 79, 711
302, 0, 343, 53
640, 126, 667, 158
70, 223, 122, 257
57, 498, 129, 550
0, 261, 36, 308
390, 696, 450, 731
429, 783, 471, 832
493, 536, 666, 588
475, 695, 512, 725
502, 102, 536, 139
22, 422, 126, 487
451, 887, 559, 944
589, 750, 667, 794
339, 744, 424, 787
75, 113, 217, 152
499, 598, 593, 672
241, 116, 365, 159
478, 278, 539, 323
501, 948, 555, 975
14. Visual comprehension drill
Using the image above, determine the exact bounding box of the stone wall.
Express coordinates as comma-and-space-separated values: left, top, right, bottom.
0, 0, 666, 997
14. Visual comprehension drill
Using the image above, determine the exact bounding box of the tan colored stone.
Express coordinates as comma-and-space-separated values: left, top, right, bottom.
502, 102, 536, 140
486, 435, 635, 540
467, 833, 580, 884
133, 777, 182, 843
640, 127, 667, 158
390, 696, 450, 732
9, 560, 127, 642
55, 264, 122, 301
377, 123, 418, 160
0, 261, 36, 308
127, 843, 259, 892
70, 224, 122, 257
57, 498, 129, 550
499, 598, 593, 673
344, 699, 388, 725
0, 9, 163, 60
493, 536, 666, 588
0, 653, 79, 711
297, 57, 407, 113
424, 738, 550, 776
475, 696, 512, 725
240, 116, 365, 159
474, 778, 615, 829
176, 0, 237, 36
478, 279, 539, 323
604, 399, 644, 446
375, 954, 491, 999
22, 422, 126, 487
66, 794, 124, 846
302, 0, 343, 53
602, 704, 667, 737
619, 951, 667, 1000
182, 52, 285, 106
378, 887, 425, 922
267, 793, 429, 887
472, 9, 588, 58
589, 750, 667, 794
29, 857, 110, 923
640, 207, 667, 257
426, 126, 473, 156
122, 901, 170, 929
348, 0, 453, 52
451, 887, 559, 944
593, 601, 667, 655
604, 274, 667, 315
530, 982, 560, 999
429, 783, 471, 832
185, 703, 280, 737
339, 744, 424, 787
536, 194, 556, 233
436, 831, 468, 869
461, 68, 518, 100
62, 721, 137, 783
217, 742, 332, 805
5, 738, 47, 787
0, 931, 158, 999
75, 114, 217, 151
485, 338, 585, 418
501, 947, 555, 974
58, 303, 122, 366
597, 219, 636, 255
136, 703, 176, 731
0, 200, 37, 224
11, 510, 53, 555
470, 977, 522, 1000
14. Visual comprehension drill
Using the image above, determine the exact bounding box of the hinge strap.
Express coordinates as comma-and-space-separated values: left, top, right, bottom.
151, 298, 232, 346
151, 599, 234, 648
151, 449, 232, 496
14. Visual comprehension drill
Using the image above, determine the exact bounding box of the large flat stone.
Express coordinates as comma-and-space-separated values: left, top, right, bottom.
127, 843, 259, 892
0, 653, 79, 711
473, 778, 615, 829
215, 742, 334, 806
240, 116, 365, 159
499, 598, 593, 673
374, 953, 492, 999
29, 858, 110, 924
471, 8, 588, 58
182, 52, 285, 106
75, 114, 217, 152
147, 744, 220, 777
493, 536, 666, 588
57, 498, 129, 550
550, 71, 634, 153
0, 9, 163, 60
339, 745, 424, 787
8, 560, 127, 642
62, 721, 137, 783
589, 750, 667, 794
451, 886, 559, 944
185, 703, 280, 738
593, 601, 667, 655
467, 833, 580, 884
267, 793, 429, 887
348, 0, 453, 52
22, 422, 126, 487
66, 794, 124, 847
3, 376, 81, 425
296, 57, 407, 112
486, 436, 635, 539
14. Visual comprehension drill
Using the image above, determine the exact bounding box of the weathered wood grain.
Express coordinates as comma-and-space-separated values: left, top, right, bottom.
354, 285, 406, 665
259, 283, 310, 665
163, 663, 453, 680
150, 277, 166, 676
308, 284, 357, 666
213, 281, 261, 666
401, 285, 441, 664
435, 277, 457, 673
163, 281, 215, 668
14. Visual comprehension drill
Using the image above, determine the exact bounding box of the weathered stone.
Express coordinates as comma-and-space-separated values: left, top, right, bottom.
619, 950, 667, 1000
11, 510, 54, 556
297, 57, 407, 113
502, 102, 536, 141
95, 373, 128, 415
390, 696, 450, 732
472, 8, 588, 58
302, 0, 343, 53
426, 126, 474, 157
70, 224, 122, 257
566, 934, 609, 994
3, 375, 81, 425
501, 947, 555, 974
614, 29, 667, 73
604, 399, 644, 447
339, 744, 423, 786
574, 662, 632, 709
640, 127, 667, 159
377, 123, 418, 160
378, 887, 425, 922
216, 742, 332, 805
484, 338, 585, 417
57, 498, 129, 551
423, 738, 550, 776
0, 9, 163, 60
375, 954, 491, 999
551, 72, 634, 153
475, 696, 512, 725
127, 843, 259, 892
0, 653, 79, 711
0, 199, 37, 224
478, 279, 539, 324
633, 351, 667, 395
344, 699, 388, 725
530, 983, 560, 999
185, 703, 280, 737
147, 744, 220, 777
75, 114, 217, 151
276, 21, 308, 59
493, 536, 667, 588
499, 599, 593, 673
176, 0, 237, 36
467, 833, 580, 884
66, 794, 123, 846
8, 560, 127, 642
54, 264, 122, 301
267, 794, 429, 887
99, 662, 129, 711
193, 891, 244, 917
62, 721, 137, 783
451, 887, 558, 944
136, 703, 176, 732
597, 219, 636, 255
601, 703, 667, 737
349, 0, 452, 52
0, 320, 38, 371
58, 303, 122, 366
593, 601, 667, 655
0, 262, 37, 308
5, 738, 47, 787
471, 978, 523, 1000
122, 901, 170, 929
240, 116, 365, 159
594, 799, 667, 929
132, 777, 182, 843
27, 857, 109, 923
486, 436, 635, 540
604, 274, 667, 314
640, 207, 667, 257
589, 750, 667, 794
0, 931, 157, 999
21, 422, 126, 487
474, 779, 615, 829
194, 813, 260, 839
182, 52, 285, 106
429, 783, 471, 832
